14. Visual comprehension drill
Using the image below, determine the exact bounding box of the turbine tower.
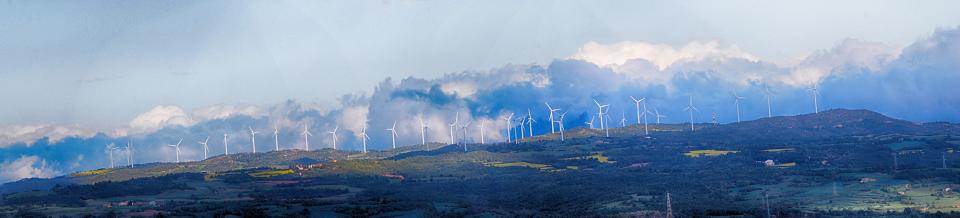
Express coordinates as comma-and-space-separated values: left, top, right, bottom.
683, 95, 699, 131
198, 136, 209, 160
517, 117, 526, 142
106, 143, 116, 168
655, 108, 666, 124
274, 127, 280, 152
666, 192, 674, 218
479, 120, 486, 144
168, 138, 182, 163
223, 133, 229, 156
460, 120, 472, 150
733, 93, 745, 123
586, 116, 595, 129
630, 96, 645, 125
593, 99, 610, 137
125, 141, 133, 167
502, 113, 513, 143
809, 83, 821, 114
526, 109, 535, 138
360, 124, 370, 153
449, 112, 459, 145
302, 123, 312, 151
418, 116, 428, 145
763, 85, 775, 118
620, 110, 627, 128
328, 125, 339, 150
249, 127, 258, 153
545, 102, 560, 134
642, 102, 651, 135
386, 121, 398, 149
557, 112, 567, 141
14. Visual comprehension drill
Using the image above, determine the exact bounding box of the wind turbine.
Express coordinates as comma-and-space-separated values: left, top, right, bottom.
249, 127, 258, 153
586, 115, 595, 129
106, 143, 117, 168
763, 84, 775, 118
479, 120, 486, 144
733, 93, 745, 123
328, 125, 339, 150
642, 102, 652, 135
630, 96, 645, 125
302, 123, 313, 151
198, 136, 210, 160
223, 133, 229, 155
274, 126, 280, 152
683, 95, 699, 131
125, 141, 133, 167
557, 112, 567, 141
502, 113, 513, 143
168, 138, 182, 163
545, 102, 560, 134
360, 124, 370, 153
386, 121, 398, 149
593, 99, 609, 136
655, 108, 666, 124
517, 115, 527, 142
809, 82, 821, 114
418, 116, 428, 146
449, 112, 459, 145
460, 120, 472, 150
526, 109, 535, 138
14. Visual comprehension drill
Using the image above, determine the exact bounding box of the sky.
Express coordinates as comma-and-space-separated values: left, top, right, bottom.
1, 1, 960, 183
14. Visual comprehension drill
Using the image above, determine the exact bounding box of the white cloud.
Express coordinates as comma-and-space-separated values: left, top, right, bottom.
341, 106, 370, 136
128, 105, 193, 132
191, 104, 265, 121
0, 155, 59, 183
779, 39, 902, 86
572, 40, 760, 70
0, 124, 97, 148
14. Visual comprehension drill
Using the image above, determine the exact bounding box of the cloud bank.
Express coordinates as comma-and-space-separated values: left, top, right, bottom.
1, 26, 959, 183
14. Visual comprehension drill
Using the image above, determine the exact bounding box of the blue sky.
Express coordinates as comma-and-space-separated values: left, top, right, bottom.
2, 0, 959, 127
1, 1, 960, 182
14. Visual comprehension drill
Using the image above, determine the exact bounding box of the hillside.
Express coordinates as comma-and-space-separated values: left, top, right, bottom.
2, 109, 960, 217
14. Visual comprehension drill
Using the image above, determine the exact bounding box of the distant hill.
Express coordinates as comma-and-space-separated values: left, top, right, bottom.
699, 109, 958, 141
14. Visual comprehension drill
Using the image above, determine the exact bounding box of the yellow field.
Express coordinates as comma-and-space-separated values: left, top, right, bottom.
773, 162, 797, 168
764, 148, 795, 153
485, 161, 564, 172
684, 150, 739, 158
563, 152, 616, 163
249, 169, 294, 177
71, 168, 114, 177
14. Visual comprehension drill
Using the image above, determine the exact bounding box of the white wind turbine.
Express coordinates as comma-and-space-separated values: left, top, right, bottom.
545, 102, 560, 134
586, 115, 595, 129
386, 121, 398, 149
517, 117, 526, 142
526, 109, 535, 138
641, 102, 652, 135
302, 123, 312, 151
418, 116, 428, 145
733, 93, 745, 123
198, 136, 210, 160
125, 141, 133, 167
249, 127, 258, 153
593, 99, 610, 137
809, 82, 821, 114
449, 112, 459, 145
763, 84, 775, 118
683, 96, 700, 131
274, 126, 280, 152
630, 96, 645, 125
360, 124, 370, 153
620, 110, 627, 128
106, 143, 117, 168
329, 125, 339, 150
479, 120, 486, 144
557, 112, 567, 141
223, 133, 229, 155
460, 120, 472, 150
168, 138, 182, 163
655, 108, 666, 124
502, 113, 513, 143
